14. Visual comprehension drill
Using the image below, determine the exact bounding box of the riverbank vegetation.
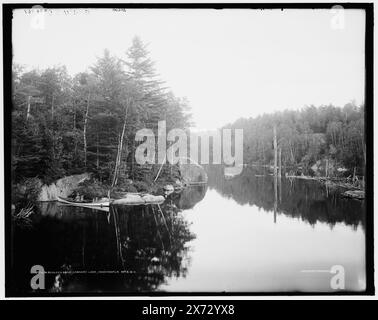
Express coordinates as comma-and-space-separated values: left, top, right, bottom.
11, 36, 365, 204
225, 103, 365, 186
12, 37, 191, 201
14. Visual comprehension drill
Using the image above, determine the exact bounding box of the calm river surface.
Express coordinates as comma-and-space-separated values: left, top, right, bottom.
10, 166, 366, 294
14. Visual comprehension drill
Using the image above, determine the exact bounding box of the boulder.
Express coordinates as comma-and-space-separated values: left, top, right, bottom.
38, 173, 91, 201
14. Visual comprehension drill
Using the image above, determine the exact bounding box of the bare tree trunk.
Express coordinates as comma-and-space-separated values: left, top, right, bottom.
26, 95, 31, 120
74, 139, 78, 157
361, 136, 366, 169
154, 154, 167, 182
290, 145, 295, 164
278, 147, 282, 177
73, 99, 78, 156
73, 101, 76, 130
51, 94, 55, 121
96, 132, 99, 169
112, 134, 121, 186
325, 159, 329, 177
274, 174, 278, 223
83, 93, 90, 168
52, 134, 56, 160
131, 142, 135, 180
111, 105, 129, 189
273, 125, 278, 176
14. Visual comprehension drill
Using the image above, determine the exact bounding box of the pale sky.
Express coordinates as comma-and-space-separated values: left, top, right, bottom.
12, 8, 365, 130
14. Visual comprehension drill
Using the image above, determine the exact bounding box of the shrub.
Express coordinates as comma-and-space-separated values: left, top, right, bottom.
12, 177, 42, 208
12, 203, 34, 228
74, 179, 109, 199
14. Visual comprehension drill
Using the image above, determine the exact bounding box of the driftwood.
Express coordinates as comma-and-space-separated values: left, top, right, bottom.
341, 190, 365, 200
285, 175, 365, 199
112, 193, 165, 206
286, 175, 317, 180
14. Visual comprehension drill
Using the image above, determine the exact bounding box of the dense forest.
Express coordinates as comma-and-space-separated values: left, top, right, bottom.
12, 36, 191, 187
11, 36, 365, 195
224, 103, 365, 177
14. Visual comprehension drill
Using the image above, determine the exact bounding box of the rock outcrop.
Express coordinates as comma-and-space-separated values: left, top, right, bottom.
38, 173, 91, 201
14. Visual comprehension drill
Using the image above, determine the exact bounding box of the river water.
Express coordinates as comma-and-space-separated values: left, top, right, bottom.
10, 165, 366, 294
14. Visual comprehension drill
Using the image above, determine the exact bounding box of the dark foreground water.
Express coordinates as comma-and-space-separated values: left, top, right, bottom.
10, 166, 366, 294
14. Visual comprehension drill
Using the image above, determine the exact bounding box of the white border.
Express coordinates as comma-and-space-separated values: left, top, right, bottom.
0, 0, 376, 300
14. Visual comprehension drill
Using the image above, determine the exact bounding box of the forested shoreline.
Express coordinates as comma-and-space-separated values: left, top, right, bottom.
12, 37, 191, 203
11, 36, 365, 207
225, 103, 365, 180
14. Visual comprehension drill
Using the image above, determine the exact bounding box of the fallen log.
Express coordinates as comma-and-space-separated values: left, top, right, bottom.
112, 193, 165, 206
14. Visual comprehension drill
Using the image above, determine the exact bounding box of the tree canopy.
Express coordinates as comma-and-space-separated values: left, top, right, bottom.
12, 36, 192, 185
225, 103, 365, 175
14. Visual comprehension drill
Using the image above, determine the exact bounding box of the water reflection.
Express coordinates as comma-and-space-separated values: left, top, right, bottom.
205, 165, 365, 229
10, 166, 366, 294
10, 192, 202, 294
161, 188, 365, 292
158, 165, 365, 292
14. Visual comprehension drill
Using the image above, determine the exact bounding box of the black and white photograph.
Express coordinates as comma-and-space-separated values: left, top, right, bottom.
2, 3, 374, 298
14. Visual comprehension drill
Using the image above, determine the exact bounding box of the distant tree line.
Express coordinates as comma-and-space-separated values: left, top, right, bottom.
224, 104, 365, 176
11, 37, 192, 185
